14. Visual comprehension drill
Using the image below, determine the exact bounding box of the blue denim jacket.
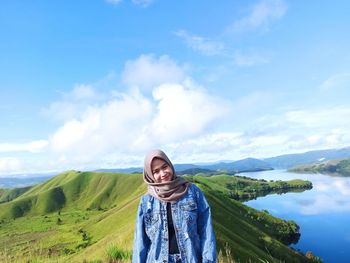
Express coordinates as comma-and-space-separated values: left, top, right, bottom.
132, 183, 216, 263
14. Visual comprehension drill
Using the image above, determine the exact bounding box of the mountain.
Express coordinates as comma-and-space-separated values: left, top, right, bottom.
264, 146, 350, 169
94, 167, 143, 173
0, 171, 317, 262
94, 164, 198, 174
94, 158, 272, 175
201, 158, 273, 172
289, 158, 350, 176
177, 167, 218, 175
0, 175, 54, 188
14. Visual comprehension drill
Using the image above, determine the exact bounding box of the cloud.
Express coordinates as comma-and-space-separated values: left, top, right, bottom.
175, 30, 225, 56
0, 157, 23, 174
285, 107, 350, 129
148, 80, 227, 143
174, 29, 272, 68
65, 84, 97, 100
229, 0, 288, 32
285, 129, 346, 152
43, 55, 228, 170
49, 89, 154, 161
319, 72, 350, 91
0, 140, 48, 153
42, 96, 350, 173
122, 54, 186, 91
43, 84, 103, 122
233, 50, 271, 66
48, 80, 227, 164
106, 0, 154, 7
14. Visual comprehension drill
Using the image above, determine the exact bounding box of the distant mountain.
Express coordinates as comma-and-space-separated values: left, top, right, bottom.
95, 167, 143, 173
95, 159, 272, 175
176, 168, 223, 176
174, 163, 198, 171
201, 157, 273, 172
95, 164, 198, 174
0, 175, 53, 188
264, 146, 350, 169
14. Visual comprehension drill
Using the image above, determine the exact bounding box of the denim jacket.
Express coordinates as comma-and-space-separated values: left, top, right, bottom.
132, 183, 216, 263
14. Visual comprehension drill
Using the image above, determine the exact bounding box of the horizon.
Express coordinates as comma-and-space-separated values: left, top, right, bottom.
1, 0, 350, 175
1, 145, 348, 178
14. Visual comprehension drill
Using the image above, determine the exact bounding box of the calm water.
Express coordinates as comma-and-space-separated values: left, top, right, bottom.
242, 170, 350, 263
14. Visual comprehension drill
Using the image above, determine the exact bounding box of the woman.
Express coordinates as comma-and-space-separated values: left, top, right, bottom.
132, 149, 216, 263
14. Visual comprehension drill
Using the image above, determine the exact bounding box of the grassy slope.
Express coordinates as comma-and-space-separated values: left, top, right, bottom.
0, 171, 314, 263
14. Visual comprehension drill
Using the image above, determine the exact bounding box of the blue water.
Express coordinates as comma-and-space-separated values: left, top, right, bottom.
242, 170, 350, 263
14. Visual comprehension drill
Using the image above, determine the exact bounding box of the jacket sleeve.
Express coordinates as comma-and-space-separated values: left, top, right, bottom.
132, 197, 150, 263
196, 186, 217, 263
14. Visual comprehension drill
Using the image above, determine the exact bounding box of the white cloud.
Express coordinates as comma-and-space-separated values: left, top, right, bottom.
230, 0, 288, 32
233, 50, 271, 66
148, 80, 227, 142
286, 107, 350, 129
122, 54, 186, 91
175, 30, 225, 56
44, 55, 227, 169
0, 140, 48, 153
43, 84, 103, 122
49, 89, 154, 161
48, 81, 227, 164
319, 72, 350, 91
66, 84, 97, 100
0, 157, 23, 174
106, 0, 154, 7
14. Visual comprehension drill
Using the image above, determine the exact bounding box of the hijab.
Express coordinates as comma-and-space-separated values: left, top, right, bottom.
143, 149, 190, 202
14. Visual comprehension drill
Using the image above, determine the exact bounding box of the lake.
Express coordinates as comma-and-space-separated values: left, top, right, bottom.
242, 169, 350, 263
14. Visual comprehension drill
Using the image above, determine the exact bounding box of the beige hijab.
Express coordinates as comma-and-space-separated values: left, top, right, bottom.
143, 149, 190, 202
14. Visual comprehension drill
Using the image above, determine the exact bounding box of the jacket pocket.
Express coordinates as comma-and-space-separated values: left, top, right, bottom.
181, 201, 198, 226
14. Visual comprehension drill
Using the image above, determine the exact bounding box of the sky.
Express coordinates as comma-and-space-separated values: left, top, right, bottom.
0, 0, 350, 176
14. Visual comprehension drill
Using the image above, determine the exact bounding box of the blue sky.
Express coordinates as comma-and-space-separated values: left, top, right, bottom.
1, 0, 350, 175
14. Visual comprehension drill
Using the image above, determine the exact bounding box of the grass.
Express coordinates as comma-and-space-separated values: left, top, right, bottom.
106, 244, 132, 262
0, 171, 317, 263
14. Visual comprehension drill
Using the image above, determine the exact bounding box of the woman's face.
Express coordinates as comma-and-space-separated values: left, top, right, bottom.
151, 158, 174, 183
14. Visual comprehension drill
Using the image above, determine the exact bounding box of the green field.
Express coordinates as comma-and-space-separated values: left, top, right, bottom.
0, 171, 321, 263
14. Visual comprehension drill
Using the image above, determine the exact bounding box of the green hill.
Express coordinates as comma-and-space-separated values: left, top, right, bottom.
289, 158, 350, 176
0, 171, 320, 263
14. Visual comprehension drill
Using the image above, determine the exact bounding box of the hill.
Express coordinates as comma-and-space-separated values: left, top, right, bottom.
289, 158, 350, 176
0, 171, 319, 262
264, 146, 350, 169
95, 158, 273, 175
201, 158, 273, 173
